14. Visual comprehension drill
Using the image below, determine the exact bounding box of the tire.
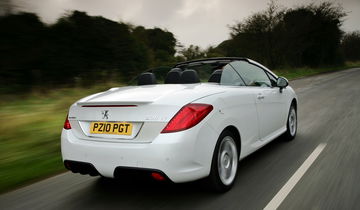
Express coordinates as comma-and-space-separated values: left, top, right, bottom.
283, 104, 297, 141
206, 130, 239, 192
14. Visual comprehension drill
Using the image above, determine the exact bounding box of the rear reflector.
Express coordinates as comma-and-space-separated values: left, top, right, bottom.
82, 105, 137, 107
151, 172, 166, 181
64, 115, 71, 130
161, 103, 213, 133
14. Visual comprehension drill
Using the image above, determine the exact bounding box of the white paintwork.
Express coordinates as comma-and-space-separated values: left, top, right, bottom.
62, 73, 297, 183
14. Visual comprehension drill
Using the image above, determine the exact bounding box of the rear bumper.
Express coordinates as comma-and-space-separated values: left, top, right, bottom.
64, 160, 170, 181
61, 124, 218, 183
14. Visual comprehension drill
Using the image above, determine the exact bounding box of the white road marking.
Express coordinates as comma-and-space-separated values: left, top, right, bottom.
264, 143, 327, 210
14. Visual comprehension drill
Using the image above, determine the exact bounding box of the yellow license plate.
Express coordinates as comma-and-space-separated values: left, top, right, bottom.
90, 122, 133, 135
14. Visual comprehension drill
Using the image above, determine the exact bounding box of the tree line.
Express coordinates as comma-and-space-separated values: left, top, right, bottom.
185, 2, 360, 69
0, 1, 359, 93
0, 11, 178, 93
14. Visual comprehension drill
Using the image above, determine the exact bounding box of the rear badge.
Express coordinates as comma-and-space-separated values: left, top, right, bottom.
102, 110, 109, 119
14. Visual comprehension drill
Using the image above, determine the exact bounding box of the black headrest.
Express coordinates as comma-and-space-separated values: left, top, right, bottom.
138, 72, 157, 85
165, 68, 182, 84
208, 69, 222, 83
180, 69, 200, 84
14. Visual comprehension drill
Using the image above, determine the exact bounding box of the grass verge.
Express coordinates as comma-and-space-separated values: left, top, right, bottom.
273, 61, 360, 79
0, 63, 359, 194
0, 83, 119, 194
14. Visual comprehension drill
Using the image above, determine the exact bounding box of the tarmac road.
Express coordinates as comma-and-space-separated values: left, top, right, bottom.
1, 68, 360, 210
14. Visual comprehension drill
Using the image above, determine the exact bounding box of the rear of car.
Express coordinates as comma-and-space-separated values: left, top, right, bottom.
61, 84, 222, 182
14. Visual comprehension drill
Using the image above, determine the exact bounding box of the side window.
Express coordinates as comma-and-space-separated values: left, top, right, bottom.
220, 63, 245, 86
230, 61, 272, 87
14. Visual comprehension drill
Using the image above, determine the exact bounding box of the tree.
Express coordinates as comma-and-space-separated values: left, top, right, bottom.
226, 0, 285, 68
218, 1, 346, 68
179, 45, 206, 61
0, 12, 46, 92
281, 2, 345, 67
0, 10, 179, 93
44, 11, 149, 85
133, 26, 177, 66
341, 31, 360, 61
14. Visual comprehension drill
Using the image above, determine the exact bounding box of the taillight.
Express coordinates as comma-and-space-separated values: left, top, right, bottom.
64, 115, 71, 130
161, 103, 213, 133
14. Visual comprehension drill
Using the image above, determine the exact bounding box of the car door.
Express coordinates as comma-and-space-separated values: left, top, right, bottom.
219, 63, 260, 148
229, 61, 287, 140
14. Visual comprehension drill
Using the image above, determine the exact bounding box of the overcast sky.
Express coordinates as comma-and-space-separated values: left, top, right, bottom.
13, 0, 360, 48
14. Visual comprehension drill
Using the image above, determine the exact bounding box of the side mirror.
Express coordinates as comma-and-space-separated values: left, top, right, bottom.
277, 77, 288, 93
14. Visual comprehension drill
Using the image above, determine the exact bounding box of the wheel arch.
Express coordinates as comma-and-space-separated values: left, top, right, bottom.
222, 125, 241, 158
291, 98, 297, 111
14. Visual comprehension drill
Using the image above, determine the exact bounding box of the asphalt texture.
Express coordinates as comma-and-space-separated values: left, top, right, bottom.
1, 68, 360, 210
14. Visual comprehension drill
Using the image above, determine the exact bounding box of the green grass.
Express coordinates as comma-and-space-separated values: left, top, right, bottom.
273, 61, 360, 79
0, 63, 359, 194
0, 83, 122, 194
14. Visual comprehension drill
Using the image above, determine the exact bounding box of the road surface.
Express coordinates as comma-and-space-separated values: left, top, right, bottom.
1, 68, 360, 210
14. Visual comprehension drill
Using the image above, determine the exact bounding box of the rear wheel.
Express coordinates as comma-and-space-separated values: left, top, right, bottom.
207, 130, 239, 192
284, 104, 297, 141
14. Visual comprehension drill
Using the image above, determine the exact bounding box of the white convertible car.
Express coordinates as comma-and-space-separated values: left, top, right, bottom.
61, 57, 297, 192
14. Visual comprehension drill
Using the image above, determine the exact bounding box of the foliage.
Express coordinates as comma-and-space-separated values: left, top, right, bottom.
341, 31, 360, 61
178, 45, 225, 61
0, 13, 47, 92
132, 26, 177, 67
178, 45, 206, 60
281, 2, 345, 67
218, 1, 346, 68
45, 11, 149, 85
227, 1, 285, 67
0, 11, 177, 93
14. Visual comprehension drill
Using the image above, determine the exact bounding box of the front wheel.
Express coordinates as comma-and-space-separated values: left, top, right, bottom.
206, 130, 239, 192
283, 104, 297, 141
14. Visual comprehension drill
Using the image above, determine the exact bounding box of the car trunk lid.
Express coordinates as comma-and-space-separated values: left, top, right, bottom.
67, 84, 224, 142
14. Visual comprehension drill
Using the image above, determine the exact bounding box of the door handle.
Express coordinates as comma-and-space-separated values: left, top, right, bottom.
257, 94, 265, 100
